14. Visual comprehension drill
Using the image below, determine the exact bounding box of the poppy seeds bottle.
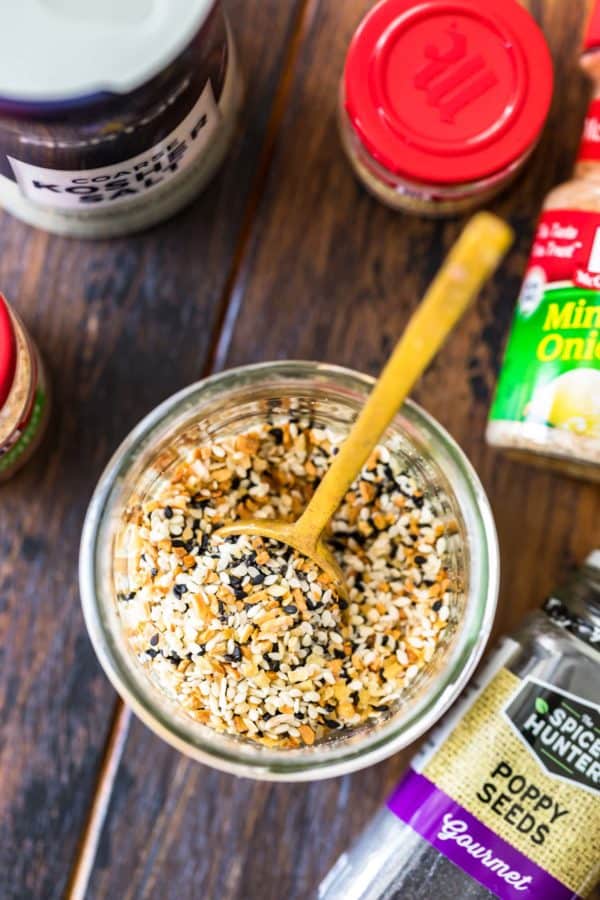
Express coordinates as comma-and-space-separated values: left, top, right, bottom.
319, 553, 600, 900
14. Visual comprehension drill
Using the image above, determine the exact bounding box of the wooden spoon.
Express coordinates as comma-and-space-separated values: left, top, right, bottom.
216, 213, 513, 593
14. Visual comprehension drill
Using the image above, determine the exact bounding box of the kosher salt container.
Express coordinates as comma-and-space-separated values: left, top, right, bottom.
339, 0, 553, 216
319, 552, 600, 900
0, 1, 242, 238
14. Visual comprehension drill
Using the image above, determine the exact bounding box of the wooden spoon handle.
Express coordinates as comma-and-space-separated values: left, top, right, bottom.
296, 212, 513, 542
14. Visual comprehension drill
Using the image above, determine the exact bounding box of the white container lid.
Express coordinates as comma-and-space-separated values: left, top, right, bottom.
0, 0, 214, 103
586, 550, 600, 571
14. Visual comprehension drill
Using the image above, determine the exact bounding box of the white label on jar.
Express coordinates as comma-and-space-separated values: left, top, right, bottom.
7, 81, 221, 210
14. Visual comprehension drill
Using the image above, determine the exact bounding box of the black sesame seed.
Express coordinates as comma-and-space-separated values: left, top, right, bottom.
231, 643, 242, 662
415, 555, 427, 565
323, 718, 340, 729
269, 427, 284, 445
263, 653, 280, 672
173, 583, 188, 596
283, 604, 298, 615
432, 600, 443, 612
146, 648, 159, 659
372, 704, 389, 712
164, 506, 173, 519
167, 652, 181, 666
150, 567, 159, 577
250, 572, 265, 585
384, 463, 396, 482
149, 634, 159, 647
171, 539, 185, 548
413, 495, 425, 509
191, 494, 211, 509
338, 599, 348, 610
306, 598, 318, 611
334, 649, 345, 660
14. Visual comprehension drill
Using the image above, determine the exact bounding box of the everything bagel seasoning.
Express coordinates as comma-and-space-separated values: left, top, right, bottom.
116, 416, 454, 748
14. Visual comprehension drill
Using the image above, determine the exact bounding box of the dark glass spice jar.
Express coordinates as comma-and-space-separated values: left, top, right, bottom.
319, 553, 600, 900
0, 1, 242, 238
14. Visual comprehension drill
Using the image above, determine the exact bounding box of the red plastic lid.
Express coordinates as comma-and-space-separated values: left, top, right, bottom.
583, 1, 600, 52
0, 294, 16, 409
343, 0, 554, 185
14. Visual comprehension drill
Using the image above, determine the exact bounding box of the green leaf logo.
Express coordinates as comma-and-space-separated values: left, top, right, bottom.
535, 697, 549, 715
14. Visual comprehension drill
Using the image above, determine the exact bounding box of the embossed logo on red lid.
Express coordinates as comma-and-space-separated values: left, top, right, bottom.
0, 293, 17, 409
343, 0, 553, 185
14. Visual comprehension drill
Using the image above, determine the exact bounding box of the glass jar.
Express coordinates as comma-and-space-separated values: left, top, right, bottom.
79, 362, 499, 781
339, 0, 553, 217
0, 1, 242, 238
0, 294, 50, 480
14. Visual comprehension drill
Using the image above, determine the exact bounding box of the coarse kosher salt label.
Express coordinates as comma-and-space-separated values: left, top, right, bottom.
7, 81, 221, 211
490, 209, 600, 442
387, 643, 600, 899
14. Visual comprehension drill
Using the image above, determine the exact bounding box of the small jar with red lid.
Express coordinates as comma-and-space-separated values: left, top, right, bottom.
339, 0, 554, 216
0, 294, 50, 481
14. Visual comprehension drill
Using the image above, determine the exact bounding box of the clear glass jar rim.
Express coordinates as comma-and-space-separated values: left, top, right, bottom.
79, 361, 499, 780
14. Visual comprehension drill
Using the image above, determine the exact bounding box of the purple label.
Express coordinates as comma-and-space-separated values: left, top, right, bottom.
387, 770, 581, 900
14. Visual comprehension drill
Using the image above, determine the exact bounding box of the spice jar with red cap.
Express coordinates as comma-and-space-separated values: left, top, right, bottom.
0, 1, 242, 238
0, 295, 50, 481
339, 0, 554, 216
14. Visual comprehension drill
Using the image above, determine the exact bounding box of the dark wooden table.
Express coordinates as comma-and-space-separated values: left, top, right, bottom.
1, 2, 599, 898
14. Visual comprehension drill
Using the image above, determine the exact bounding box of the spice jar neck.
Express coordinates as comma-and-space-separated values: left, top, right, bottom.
543, 555, 600, 653
574, 57, 600, 174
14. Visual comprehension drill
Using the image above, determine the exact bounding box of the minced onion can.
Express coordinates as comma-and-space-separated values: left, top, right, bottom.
0, 1, 242, 238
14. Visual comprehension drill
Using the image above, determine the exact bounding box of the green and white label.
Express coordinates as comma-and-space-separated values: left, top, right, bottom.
490, 209, 600, 442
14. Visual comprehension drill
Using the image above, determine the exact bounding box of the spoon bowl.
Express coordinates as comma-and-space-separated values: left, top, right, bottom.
216, 518, 345, 588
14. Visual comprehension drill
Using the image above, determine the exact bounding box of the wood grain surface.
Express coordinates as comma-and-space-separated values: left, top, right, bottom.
1, 1, 598, 899
0, 2, 303, 897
